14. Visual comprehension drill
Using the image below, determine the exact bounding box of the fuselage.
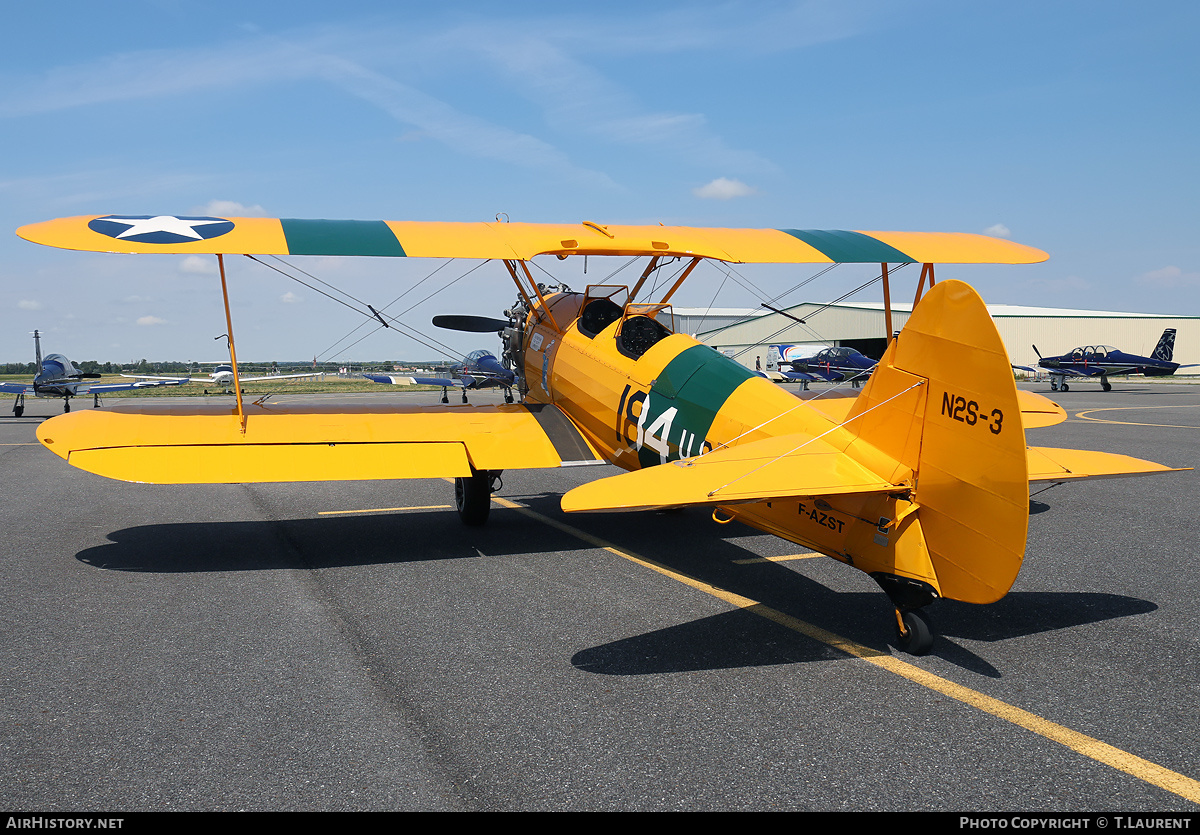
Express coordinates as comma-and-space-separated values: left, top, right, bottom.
32, 354, 86, 398
515, 291, 921, 584
1037, 348, 1179, 378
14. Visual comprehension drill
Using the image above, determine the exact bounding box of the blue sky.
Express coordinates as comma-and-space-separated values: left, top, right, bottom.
2, 0, 1197, 363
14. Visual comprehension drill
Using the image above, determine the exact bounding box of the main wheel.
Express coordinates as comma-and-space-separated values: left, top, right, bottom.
1050, 380, 1059, 391
1102, 380, 1112, 392
454, 470, 492, 526
895, 609, 935, 655
13, 406, 23, 418
1060, 382, 1069, 392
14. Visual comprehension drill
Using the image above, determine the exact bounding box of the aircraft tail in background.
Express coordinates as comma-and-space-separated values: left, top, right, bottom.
1152, 328, 1177, 362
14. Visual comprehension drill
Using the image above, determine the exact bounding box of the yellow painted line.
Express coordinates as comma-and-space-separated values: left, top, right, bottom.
319, 505, 453, 515
1075, 404, 1200, 429
733, 553, 823, 564
492, 494, 1200, 804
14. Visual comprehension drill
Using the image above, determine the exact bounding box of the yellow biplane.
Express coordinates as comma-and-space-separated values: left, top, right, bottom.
17, 214, 1187, 654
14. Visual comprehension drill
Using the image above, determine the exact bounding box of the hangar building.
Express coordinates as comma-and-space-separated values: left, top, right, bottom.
677, 302, 1200, 374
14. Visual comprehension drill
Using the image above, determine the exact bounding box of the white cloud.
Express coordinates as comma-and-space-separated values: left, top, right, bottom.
137, 315, 166, 326
180, 255, 218, 275
199, 200, 266, 217
280, 291, 303, 304
983, 223, 1011, 238
1135, 265, 1200, 288
18, 299, 43, 310
692, 177, 756, 200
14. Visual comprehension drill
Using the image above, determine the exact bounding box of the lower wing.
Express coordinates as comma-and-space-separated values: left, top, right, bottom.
36, 401, 604, 484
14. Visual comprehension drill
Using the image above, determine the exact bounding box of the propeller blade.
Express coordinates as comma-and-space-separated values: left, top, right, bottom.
433, 315, 510, 333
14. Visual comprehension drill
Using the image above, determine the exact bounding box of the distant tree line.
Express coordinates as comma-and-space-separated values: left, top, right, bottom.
2, 359, 456, 375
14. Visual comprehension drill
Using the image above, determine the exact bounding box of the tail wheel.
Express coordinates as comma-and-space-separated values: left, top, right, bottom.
454, 469, 494, 526
894, 609, 935, 655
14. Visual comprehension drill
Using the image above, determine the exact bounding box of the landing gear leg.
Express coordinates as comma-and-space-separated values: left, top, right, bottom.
872, 573, 938, 655
440, 387, 449, 405
454, 468, 501, 526
894, 608, 935, 655
12, 393, 24, 418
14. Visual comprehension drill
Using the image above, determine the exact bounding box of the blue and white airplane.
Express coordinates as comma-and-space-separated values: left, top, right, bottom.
776, 345, 878, 388
363, 349, 516, 404
2, 330, 187, 416
1030, 328, 1193, 392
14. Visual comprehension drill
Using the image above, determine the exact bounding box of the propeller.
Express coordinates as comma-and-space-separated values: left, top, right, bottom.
1032, 344, 1043, 359
433, 315, 510, 334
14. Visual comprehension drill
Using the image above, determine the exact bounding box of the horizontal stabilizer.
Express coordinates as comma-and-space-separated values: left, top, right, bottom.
561, 433, 901, 513
1027, 446, 1191, 483
1016, 390, 1067, 428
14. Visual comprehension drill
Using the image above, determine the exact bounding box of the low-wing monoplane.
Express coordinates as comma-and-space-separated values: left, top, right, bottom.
129, 362, 319, 393
363, 347, 516, 404
782, 345, 878, 387
17, 215, 1189, 654
1, 330, 188, 416
1027, 329, 1192, 391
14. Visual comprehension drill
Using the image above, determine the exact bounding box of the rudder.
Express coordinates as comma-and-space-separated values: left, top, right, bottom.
846, 280, 1029, 604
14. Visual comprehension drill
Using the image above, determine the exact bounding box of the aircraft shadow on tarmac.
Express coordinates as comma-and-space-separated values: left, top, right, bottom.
75, 493, 1156, 679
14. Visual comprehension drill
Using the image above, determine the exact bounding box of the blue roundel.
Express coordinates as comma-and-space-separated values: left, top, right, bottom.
88, 215, 235, 244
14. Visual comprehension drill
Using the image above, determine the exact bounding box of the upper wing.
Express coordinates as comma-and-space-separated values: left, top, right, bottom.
35, 401, 604, 484
18, 216, 1049, 264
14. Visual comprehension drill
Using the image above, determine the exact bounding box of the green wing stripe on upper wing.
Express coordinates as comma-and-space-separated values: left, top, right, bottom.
778, 229, 915, 263
280, 219, 407, 257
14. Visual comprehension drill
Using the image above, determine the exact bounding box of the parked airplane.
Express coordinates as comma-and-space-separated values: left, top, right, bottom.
782, 345, 878, 387
1, 330, 187, 416
1030, 329, 1191, 391
130, 362, 318, 393
363, 347, 516, 404
18, 214, 1188, 655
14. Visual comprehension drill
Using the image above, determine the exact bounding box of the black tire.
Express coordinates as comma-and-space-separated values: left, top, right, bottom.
1050, 380, 1059, 391
1102, 380, 1112, 392
13, 406, 23, 418
895, 609, 935, 655
64, 401, 71, 412
1060, 382, 1069, 392
454, 471, 492, 526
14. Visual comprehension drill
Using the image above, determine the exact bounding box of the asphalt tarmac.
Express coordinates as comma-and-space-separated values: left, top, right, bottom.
1, 383, 1197, 812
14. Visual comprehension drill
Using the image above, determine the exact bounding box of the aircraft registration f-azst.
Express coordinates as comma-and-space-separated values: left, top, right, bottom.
17, 214, 1189, 654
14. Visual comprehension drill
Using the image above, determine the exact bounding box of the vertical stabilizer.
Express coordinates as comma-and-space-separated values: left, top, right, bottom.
845, 280, 1028, 604
1152, 328, 1176, 362
32, 330, 43, 369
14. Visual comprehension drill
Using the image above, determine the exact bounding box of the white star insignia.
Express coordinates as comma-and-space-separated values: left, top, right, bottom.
105, 216, 229, 240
